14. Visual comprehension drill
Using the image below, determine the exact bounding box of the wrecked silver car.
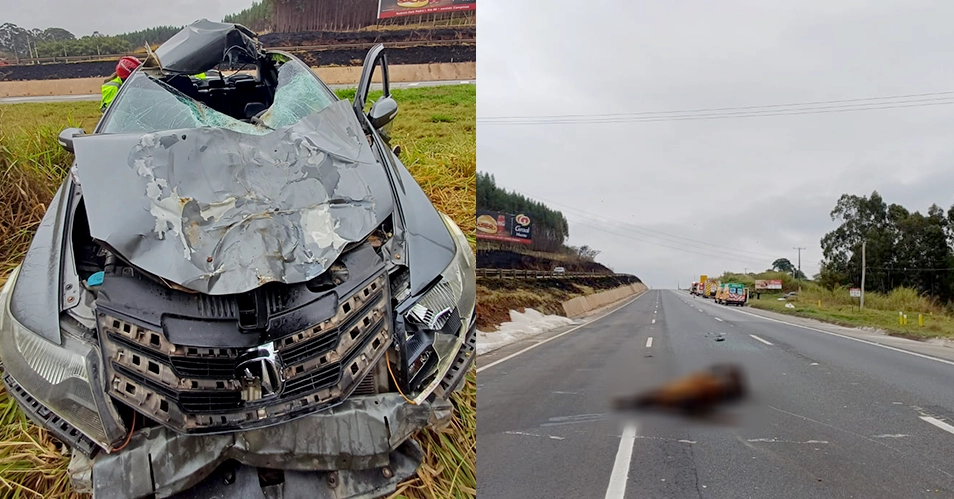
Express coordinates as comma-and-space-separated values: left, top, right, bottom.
0, 20, 475, 498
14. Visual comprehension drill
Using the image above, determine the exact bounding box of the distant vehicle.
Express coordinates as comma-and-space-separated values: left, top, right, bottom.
717, 283, 747, 306
705, 280, 719, 299
690, 281, 701, 295
553, 267, 566, 274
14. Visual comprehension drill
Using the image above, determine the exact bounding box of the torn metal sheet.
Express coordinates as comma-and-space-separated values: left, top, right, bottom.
88, 394, 449, 498
73, 98, 394, 295
153, 19, 261, 74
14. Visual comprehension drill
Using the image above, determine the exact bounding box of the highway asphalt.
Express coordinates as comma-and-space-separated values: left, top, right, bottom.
477, 290, 954, 499
0, 79, 475, 104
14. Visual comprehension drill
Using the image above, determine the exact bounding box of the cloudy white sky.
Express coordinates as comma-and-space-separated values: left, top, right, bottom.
5, 0, 254, 36
477, 0, 954, 288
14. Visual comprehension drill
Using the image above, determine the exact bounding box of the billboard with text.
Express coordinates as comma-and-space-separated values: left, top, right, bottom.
755, 279, 783, 290
377, 0, 475, 19
476, 209, 532, 244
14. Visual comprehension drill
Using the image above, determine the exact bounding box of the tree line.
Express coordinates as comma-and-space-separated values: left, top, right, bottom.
224, 0, 273, 33
819, 191, 954, 302
476, 172, 570, 253
0, 23, 186, 60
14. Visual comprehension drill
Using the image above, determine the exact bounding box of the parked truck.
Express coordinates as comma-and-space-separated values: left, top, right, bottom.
705, 280, 719, 299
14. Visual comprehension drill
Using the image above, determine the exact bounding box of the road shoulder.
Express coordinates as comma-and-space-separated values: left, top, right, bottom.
710, 295, 954, 363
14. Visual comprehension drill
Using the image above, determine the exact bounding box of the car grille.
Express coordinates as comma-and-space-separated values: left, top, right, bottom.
97, 272, 391, 434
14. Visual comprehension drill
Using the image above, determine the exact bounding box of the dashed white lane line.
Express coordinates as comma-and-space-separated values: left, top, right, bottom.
750, 334, 773, 346
714, 317, 724, 322
646, 337, 653, 348
651, 319, 656, 324
726, 307, 954, 368
920, 416, 954, 436
477, 293, 645, 373
604, 422, 638, 499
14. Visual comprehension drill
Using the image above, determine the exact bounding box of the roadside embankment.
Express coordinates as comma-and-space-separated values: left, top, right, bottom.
476, 275, 643, 330
562, 283, 648, 318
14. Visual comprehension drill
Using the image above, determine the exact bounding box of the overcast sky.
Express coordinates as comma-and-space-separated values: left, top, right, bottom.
5, 0, 254, 36
478, 0, 954, 288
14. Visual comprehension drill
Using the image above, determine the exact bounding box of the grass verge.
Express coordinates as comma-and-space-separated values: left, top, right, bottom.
0, 84, 475, 498
746, 283, 954, 341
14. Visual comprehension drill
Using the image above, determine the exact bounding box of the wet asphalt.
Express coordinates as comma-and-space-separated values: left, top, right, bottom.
477, 289, 954, 499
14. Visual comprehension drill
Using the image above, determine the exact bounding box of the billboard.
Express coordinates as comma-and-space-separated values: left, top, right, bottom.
755, 279, 783, 290
476, 209, 532, 244
377, 0, 475, 19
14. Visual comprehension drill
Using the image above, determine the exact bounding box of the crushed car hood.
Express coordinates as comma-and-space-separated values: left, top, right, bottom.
73, 100, 394, 295
153, 19, 261, 74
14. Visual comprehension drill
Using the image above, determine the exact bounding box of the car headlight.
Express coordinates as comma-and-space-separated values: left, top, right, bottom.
401, 213, 475, 403
0, 266, 118, 451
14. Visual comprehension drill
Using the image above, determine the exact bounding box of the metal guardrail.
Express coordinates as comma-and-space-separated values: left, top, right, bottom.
476, 269, 621, 280
6, 39, 476, 66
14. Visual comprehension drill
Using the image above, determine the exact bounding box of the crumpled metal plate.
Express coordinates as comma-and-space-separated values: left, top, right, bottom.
73, 100, 394, 295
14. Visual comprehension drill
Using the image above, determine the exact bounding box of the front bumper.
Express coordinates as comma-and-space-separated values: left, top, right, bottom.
83, 393, 450, 498
74, 320, 476, 499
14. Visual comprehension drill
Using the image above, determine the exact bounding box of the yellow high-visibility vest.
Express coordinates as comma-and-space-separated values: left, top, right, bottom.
100, 76, 122, 112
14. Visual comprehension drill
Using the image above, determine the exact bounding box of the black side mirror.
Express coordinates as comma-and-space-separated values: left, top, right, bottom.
58, 128, 86, 153
369, 96, 398, 130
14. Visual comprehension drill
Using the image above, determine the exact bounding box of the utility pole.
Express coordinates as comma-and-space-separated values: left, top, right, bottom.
793, 247, 805, 278
860, 241, 866, 310
794, 247, 805, 293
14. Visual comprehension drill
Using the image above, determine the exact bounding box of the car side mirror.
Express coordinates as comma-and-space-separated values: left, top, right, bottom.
369, 96, 398, 130
58, 127, 86, 153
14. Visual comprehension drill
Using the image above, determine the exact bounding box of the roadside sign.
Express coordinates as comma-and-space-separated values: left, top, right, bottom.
755, 279, 783, 290
850, 288, 861, 298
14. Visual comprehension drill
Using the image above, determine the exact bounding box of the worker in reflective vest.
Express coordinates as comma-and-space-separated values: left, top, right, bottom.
100, 56, 141, 112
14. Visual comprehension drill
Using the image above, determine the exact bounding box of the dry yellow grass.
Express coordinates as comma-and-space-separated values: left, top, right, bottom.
0, 84, 475, 498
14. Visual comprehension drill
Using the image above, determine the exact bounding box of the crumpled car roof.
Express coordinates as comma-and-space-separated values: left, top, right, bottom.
73, 99, 394, 295
154, 19, 262, 74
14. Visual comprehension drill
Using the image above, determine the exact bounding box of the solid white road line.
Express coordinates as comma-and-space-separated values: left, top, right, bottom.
920, 416, 954, 436
714, 317, 724, 322
646, 337, 653, 348
477, 293, 646, 373
750, 334, 774, 346
604, 422, 638, 499
725, 306, 954, 368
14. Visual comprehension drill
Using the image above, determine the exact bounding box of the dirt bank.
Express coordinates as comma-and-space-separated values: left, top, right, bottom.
476, 275, 643, 329
0, 44, 474, 82
259, 27, 475, 46
477, 248, 615, 274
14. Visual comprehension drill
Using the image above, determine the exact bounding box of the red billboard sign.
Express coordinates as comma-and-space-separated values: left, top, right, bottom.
755, 279, 783, 290
377, 0, 475, 19
476, 209, 532, 245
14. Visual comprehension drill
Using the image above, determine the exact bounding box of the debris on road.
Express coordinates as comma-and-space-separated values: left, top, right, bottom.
612, 363, 748, 416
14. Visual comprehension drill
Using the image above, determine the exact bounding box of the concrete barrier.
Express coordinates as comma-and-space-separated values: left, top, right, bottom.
562, 283, 648, 318
0, 62, 476, 98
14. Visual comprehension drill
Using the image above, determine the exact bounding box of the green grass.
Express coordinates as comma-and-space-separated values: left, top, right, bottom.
0, 84, 475, 498
748, 284, 954, 340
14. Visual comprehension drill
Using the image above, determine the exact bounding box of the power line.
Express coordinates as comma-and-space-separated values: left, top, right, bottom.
478, 99, 954, 126
479, 89, 954, 122
502, 187, 783, 261
563, 212, 772, 267
557, 206, 784, 267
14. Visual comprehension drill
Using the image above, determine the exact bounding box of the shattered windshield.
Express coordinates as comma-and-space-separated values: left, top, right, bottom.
102, 59, 337, 135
